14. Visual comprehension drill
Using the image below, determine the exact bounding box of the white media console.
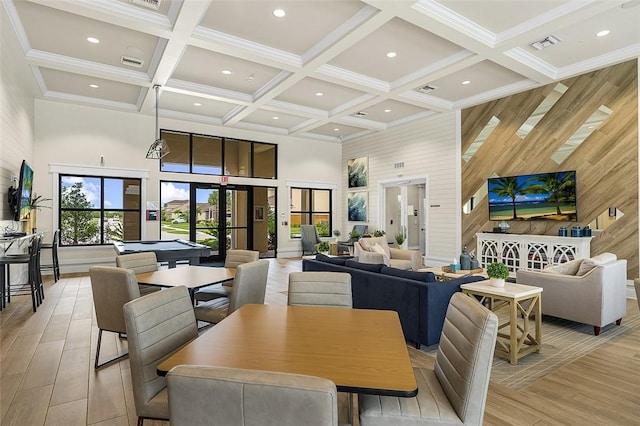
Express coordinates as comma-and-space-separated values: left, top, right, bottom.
476, 233, 592, 277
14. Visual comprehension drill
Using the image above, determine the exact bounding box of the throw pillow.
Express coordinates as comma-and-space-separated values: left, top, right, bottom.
345, 259, 385, 273
358, 237, 391, 258
380, 266, 436, 283
576, 253, 617, 276
370, 243, 390, 262
542, 258, 583, 275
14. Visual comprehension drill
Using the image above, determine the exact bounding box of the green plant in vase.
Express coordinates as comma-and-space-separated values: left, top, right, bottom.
332, 229, 341, 238
348, 229, 361, 241
486, 262, 509, 288
373, 229, 386, 237
317, 241, 330, 254
394, 232, 405, 246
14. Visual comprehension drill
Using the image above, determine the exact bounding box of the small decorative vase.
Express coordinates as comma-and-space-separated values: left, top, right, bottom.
489, 277, 505, 288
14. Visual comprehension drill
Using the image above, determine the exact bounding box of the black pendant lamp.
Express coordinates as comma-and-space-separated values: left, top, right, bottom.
146, 84, 170, 159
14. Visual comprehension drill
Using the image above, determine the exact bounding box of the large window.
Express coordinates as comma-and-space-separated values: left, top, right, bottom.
59, 175, 141, 246
159, 130, 276, 179
290, 188, 331, 238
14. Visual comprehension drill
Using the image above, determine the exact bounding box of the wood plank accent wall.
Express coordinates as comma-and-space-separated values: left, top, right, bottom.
462, 60, 638, 278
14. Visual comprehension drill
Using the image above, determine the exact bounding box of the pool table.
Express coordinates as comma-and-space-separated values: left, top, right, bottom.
113, 239, 210, 268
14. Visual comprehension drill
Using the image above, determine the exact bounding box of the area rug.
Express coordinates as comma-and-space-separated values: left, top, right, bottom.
420, 299, 640, 390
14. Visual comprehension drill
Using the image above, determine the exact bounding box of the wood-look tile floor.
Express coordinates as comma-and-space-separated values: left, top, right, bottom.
1, 258, 639, 425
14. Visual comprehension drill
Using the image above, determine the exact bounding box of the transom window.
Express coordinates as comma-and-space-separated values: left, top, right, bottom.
290, 188, 332, 238
159, 130, 277, 179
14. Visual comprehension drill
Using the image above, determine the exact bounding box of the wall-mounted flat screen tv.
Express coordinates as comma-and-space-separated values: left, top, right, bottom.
16, 160, 34, 221
488, 171, 577, 221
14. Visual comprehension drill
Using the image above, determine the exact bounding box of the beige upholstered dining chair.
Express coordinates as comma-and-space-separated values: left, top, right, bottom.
89, 266, 141, 369
115, 252, 161, 295
167, 365, 340, 426
358, 292, 498, 425
123, 285, 198, 426
194, 249, 260, 302
288, 272, 352, 308
194, 259, 269, 325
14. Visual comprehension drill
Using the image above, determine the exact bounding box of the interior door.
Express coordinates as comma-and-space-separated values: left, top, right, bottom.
380, 177, 428, 254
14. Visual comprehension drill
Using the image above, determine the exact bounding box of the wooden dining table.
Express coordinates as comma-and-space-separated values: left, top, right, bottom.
157, 303, 418, 397
136, 265, 235, 303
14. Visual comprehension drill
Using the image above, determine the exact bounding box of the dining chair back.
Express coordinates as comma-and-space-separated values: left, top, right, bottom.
167, 365, 339, 426
115, 252, 161, 295
89, 266, 140, 368
287, 272, 352, 308
123, 285, 198, 426
40, 229, 60, 282
358, 292, 498, 425
194, 259, 269, 325
1, 234, 43, 312
194, 249, 259, 303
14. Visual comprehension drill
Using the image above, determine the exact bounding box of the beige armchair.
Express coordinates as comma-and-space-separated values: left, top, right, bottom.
354, 236, 420, 271
358, 293, 498, 425
167, 365, 339, 426
516, 253, 627, 335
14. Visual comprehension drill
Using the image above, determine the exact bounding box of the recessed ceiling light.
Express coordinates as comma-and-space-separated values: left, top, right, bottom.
193, 102, 202, 107
384, 109, 391, 112
273, 116, 279, 120
386, 51, 397, 58
221, 69, 232, 75
595, 30, 610, 37
333, 128, 339, 131
273, 9, 286, 17
462, 80, 471, 85
89, 84, 99, 88
87, 37, 100, 44
315, 92, 324, 96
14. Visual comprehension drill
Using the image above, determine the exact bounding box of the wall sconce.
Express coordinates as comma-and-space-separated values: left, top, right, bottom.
608, 207, 616, 218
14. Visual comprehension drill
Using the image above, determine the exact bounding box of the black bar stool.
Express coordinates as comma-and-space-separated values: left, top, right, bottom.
41, 229, 60, 282
0, 235, 43, 312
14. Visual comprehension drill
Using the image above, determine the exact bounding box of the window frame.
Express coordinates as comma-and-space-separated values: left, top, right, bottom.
289, 187, 333, 239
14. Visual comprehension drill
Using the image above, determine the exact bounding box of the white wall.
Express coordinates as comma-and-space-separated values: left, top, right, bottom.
33, 100, 342, 271
342, 111, 461, 265
0, 5, 37, 224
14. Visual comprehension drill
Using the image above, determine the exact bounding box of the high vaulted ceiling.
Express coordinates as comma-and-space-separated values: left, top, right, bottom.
4, 0, 640, 143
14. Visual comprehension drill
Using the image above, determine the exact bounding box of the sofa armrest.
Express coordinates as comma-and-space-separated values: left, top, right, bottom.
358, 251, 389, 266
389, 248, 421, 271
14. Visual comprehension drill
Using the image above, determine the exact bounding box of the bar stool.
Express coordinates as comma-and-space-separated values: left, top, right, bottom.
0, 235, 43, 312
40, 229, 60, 282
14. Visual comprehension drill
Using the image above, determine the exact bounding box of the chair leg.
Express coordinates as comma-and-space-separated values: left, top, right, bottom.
616, 318, 622, 326
137, 417, 144, 426
593, 326, 601, 336
95, 329, 129, 369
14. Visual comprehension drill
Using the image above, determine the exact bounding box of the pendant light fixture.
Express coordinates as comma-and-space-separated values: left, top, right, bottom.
146, 84, 170, 159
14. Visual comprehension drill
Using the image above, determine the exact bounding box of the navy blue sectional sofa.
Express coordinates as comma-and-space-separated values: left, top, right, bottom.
302, 255, 485, 347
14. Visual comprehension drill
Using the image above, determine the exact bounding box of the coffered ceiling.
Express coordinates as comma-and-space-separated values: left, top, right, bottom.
3, 0, 639, 142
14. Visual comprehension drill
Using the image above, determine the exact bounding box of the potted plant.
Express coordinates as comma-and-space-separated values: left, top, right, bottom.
394, 231, 405, 246
486, 262, 509, 287
348, 229, 361, 241
373, 229, 385, 237
332, 229, 341, 238
317, 241, 330, 254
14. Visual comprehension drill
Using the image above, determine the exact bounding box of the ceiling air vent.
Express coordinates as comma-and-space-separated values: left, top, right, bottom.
129, 0, 160, 10
352, 111, 368, 118
415, 84, 437, 94
530, 35, 560, 51
121, 56, 144, 68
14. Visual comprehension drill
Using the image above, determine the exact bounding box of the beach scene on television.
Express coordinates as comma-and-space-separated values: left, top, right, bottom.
488, 171, 577, 221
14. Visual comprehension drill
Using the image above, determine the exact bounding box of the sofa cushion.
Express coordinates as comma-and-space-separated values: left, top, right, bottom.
542, 258, 583, 275
388, 258, 413, 271
577, 252, 618, 276
315, 254, 352, 266
358, 237, 391, 258
345, 259, 385, 273
381, 266, 436, 283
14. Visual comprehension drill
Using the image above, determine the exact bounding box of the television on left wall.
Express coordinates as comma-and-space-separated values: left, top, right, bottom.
14, 160, 34, 222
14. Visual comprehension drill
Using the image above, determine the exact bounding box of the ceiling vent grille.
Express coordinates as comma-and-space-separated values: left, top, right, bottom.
130, 0, 160, 10
121, 56, 144, 68
415, 84, 437, 94
530, 35, 560, 51
352, 111, 368, 118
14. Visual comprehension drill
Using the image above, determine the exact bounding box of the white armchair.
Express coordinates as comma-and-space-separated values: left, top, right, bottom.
516, 253, 627, 335
354, 236, 420, 271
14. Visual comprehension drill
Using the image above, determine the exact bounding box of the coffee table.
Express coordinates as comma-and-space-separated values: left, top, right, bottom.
461, 280, 542, 365
420, 266, 487, 281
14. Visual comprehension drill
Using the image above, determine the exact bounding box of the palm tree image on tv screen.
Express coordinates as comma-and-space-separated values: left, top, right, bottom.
488, 171, 577, 221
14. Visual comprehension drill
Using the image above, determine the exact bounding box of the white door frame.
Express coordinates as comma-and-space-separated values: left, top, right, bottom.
377, 175, 429, 260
